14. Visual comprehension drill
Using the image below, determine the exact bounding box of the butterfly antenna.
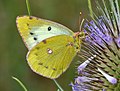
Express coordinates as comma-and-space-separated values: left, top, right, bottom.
79, 12, 85, 32
79, 18, 85, 32
78, 12, 82, 27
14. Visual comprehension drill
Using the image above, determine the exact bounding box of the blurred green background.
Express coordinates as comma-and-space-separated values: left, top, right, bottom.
0, 0, 92, 91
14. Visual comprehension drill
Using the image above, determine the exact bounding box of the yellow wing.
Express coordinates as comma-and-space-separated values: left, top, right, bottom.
27, 35, 77, 79
16, 16, 73, 50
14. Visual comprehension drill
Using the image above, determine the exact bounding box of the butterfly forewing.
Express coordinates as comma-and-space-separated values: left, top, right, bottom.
27, 35, 77, 79
16, 16, 74, 50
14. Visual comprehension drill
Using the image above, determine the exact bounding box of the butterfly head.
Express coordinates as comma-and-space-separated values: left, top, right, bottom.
72, 31, 85, 52
74, 31, 85, 39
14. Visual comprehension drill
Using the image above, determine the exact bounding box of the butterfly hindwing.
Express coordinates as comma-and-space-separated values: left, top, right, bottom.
27, 35, 77, 79
16, 16, 74, 50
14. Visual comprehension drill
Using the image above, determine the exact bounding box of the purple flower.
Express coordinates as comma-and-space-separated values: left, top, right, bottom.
71, 0, 120, 90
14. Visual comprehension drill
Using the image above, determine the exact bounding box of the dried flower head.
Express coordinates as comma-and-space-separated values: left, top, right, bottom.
71, 0, 120, 90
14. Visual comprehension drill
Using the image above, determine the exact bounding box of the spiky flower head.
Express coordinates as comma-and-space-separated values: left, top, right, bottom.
71, 0, 120, 90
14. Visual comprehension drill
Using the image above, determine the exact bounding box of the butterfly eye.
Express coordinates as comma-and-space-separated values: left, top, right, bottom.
48, 26, 51, 31
78, 31, 85, 39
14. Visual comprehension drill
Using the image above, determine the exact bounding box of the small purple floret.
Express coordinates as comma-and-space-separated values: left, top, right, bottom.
115, 35, 120, 48
77, 60, 90, 74
84, 18, 114, 47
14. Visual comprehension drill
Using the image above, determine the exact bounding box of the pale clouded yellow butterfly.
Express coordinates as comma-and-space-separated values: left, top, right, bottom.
16, 16, 85, 79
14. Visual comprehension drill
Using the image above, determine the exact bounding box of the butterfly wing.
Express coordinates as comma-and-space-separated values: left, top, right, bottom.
16, 16, 74, 50
27, 35, 77, 79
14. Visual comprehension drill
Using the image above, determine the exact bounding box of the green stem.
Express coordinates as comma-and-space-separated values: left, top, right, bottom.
88, 0, 94, 19
25, 0, 31, 16
53, 79, 64, 91
12, 76, 28, 91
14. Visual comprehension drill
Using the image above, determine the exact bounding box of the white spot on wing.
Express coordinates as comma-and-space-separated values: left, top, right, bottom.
47, 48, 53, 54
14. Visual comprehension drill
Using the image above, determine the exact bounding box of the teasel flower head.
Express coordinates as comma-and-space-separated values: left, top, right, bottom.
71, 0, 120, 90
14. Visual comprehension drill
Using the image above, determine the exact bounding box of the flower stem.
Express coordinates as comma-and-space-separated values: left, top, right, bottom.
88, 0, 94, 19
12, 76, 28, 91
25, 0, 31, 16
53, 79, 64, 91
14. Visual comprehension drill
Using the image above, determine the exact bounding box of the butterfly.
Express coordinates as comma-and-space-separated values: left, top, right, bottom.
16, 15, 85, 79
